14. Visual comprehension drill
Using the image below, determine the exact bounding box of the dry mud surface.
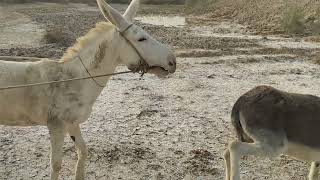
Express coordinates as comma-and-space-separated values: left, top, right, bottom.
1, 2, 320, 180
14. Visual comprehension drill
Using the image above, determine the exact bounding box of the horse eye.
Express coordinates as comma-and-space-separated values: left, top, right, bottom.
138, 37, 147, 42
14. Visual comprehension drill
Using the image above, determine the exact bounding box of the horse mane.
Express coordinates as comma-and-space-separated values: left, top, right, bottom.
61, 22, 114, 62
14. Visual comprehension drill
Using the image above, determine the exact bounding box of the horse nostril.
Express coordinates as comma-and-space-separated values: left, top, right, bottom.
169, 61, 174, 66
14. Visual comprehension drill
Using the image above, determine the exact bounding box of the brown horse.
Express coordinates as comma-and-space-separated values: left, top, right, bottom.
225, 86, 320, 180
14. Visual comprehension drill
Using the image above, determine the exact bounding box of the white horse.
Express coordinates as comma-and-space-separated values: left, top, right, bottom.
0, 0, 176, 179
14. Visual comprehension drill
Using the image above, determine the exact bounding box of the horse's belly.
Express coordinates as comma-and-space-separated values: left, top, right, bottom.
286, 142, 320, 162
0, 112, 46, 126
0, 93, 48, 126
0, 117, 44, 126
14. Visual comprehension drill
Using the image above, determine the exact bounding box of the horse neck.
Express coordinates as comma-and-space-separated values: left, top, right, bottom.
62, 25, 122, 86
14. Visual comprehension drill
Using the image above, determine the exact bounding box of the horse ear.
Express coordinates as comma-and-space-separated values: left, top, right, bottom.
124, 0, 140, 22
96, 0, 131, 32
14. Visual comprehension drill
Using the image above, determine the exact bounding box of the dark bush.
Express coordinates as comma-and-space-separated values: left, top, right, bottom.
41, 27, 74, 47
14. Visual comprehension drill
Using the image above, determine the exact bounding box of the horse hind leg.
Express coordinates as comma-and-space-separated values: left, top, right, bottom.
309, 162, 320, 180
228, 131, 287, 180
224, 149, 231, 180
67, 124, 88, 180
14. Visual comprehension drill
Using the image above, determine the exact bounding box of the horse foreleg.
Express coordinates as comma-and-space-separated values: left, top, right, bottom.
48, 121, 66, 180
67, 124, 87, 180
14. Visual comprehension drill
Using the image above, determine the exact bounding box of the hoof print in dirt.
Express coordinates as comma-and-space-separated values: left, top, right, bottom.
136, 109, 159, 119
183, 149, 217, 176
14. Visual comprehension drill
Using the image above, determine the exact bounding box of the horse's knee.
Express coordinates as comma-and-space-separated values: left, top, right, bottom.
309, 171, 318, 180
77, 142, 88, 157
224, 149, 230, 160
81, 146, 88, 158
228, 141, 241, 153
52, 162, 62, 172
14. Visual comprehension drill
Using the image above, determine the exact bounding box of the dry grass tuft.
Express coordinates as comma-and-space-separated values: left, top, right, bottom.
281, 5, 305, 34
187, 0, 320, 35
305, 36, 320, 42
41, 27, 74, 47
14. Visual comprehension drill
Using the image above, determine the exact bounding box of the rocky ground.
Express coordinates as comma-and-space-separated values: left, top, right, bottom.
1, 2, 320, 180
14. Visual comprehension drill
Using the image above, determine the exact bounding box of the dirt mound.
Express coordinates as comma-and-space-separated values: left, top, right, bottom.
187, 0, 320, 36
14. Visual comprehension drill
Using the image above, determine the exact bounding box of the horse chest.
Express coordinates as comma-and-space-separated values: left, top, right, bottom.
49, 95, 94, 124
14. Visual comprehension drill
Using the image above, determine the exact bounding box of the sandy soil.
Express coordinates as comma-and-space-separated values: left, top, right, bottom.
0, 6, 44, 49
1, 2, 320, 180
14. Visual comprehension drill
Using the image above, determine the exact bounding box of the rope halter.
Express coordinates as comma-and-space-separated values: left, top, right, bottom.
118, 24, 150, 76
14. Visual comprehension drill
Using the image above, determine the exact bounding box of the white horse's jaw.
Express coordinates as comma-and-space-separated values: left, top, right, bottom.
147, 51, 177, 75
148, 67, 170, 77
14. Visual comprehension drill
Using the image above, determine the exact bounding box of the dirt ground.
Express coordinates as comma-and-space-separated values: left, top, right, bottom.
1, 2, 320, 180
